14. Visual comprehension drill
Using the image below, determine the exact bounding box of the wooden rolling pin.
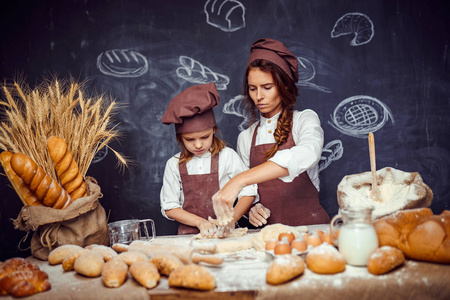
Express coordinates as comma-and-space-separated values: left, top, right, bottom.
113, 241, 224, 265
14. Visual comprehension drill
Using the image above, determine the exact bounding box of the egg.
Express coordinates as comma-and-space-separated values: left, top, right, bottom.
291, 238, 307, 252
265, 238, 277, 251
278, 232, 295, 244
274, 240, 292, 255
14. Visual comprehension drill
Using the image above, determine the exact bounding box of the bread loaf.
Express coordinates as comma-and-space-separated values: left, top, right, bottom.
47, 136, 87, 201
74, 251, 104, 277
150, 254, 184, 276
266, 254, 305, 285
0, 151, 42, 206
374, 208, 450, 263
306, 243, 346, 274
367, 246, 405, 275
129, 260, 160, 289
168, 265, 215, 291
48, 244, 84, 265
102, 258, 129, 288
10, 152, 72, 209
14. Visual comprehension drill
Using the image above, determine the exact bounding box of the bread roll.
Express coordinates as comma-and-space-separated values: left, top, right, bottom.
306, 243, 346, 274
168, 265, 215, 291
150, 254, 184, 276
0, 151, 42, 206
85, 244, 118, 262
374, 208, 450, 263
10, 153, 72, 209
74, 252, 104, 277
62, 249, 90, 271
129, 260, 160, 289
116, 251, 148, 266
367, 246, 405, 275
102, 258, 129, 288
48, 244, 84, 265
266, 254, 305, 285
47, 136, 87, 201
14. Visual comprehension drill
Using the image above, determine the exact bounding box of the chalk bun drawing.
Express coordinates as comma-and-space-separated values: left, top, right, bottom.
319, 139, 344, 172
331, 12, 374, 46
97, 49, 148, 78
297, 57, 331, 93
329, 95, 394, 138
204, 0, 245, 32
176, 55, 230, 90
223, 95, 251, 131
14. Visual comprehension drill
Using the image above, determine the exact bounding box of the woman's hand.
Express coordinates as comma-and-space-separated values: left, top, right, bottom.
208, 216, 235, 238
249, 203, 271, 227
197, 218, 217, 238
212, 178, 244, 225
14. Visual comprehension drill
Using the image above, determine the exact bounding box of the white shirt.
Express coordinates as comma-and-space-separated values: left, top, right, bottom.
160, 147, 259, 220
236, 109, 324, 191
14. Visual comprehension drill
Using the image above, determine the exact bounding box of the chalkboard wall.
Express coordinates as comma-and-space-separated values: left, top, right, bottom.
1, 0, 449, 260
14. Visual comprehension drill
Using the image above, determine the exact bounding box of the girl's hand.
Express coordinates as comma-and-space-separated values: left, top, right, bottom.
249, 203, 271, 227
208, 216, 235, 238
197, 218, 217, 238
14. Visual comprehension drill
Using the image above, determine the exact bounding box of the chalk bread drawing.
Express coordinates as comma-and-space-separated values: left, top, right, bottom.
329, 95, 394, 138
223, 95, 251, 131
91, 146, 108, 164
297, 57, 331, 93
331, 12, 374, 46
97, 49, 148, 77
319, 139, 344, 172
176, 55, 230, 90
204, 0, 245, 32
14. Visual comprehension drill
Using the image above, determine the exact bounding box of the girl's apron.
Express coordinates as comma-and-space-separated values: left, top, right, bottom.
250, 123, 330, 226
178, 154, 219, 234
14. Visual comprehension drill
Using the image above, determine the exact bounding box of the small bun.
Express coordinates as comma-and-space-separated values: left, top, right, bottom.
306, 243, 346, 274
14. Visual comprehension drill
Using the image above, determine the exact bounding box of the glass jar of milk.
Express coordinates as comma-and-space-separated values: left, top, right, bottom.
330, 206, 379, 266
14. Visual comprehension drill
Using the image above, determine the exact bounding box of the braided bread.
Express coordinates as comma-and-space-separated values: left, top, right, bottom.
10, 153, 72, 209
0, 151, 42, 206
47, 136, 87, 201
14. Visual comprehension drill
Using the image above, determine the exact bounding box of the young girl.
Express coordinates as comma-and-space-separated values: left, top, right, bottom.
213, 38, 330, 227
160, 82, 257, 237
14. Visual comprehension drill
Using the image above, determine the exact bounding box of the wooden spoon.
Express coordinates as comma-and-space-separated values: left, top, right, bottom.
368, 132, 382, 202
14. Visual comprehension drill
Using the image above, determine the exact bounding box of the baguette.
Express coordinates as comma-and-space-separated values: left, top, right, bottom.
47, 136, 87, 201
374, 208, 450, 264
0, 151, 42, 206
10, 153, 72, 209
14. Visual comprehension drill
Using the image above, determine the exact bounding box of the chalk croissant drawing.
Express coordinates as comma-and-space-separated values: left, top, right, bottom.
176, 55, 230, 90
223, 95, 251, 131
97, 49, 149, 77
329, 95, 394, 138
319, 140, 344, 172
331, 12, 374, 46
297, 57, 331, 93
204, 0, 245, 32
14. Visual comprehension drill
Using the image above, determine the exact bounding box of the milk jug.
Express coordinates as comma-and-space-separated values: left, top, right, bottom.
330, 206, 379, 266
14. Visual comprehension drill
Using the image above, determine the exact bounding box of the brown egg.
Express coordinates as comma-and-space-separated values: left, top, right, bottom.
265, 238, 277, 251
274, 241, 292, 255
305, 233, 322, 248
291, 238, 307, 252
321, 233, 334, 245
278, 232, 295, 244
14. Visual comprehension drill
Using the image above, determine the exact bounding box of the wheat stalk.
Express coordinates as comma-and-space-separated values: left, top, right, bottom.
0, 77, 127, 182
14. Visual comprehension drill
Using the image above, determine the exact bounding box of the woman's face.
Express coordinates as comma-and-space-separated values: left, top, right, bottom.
181, 128, 215, 157
247, 68, 283, 118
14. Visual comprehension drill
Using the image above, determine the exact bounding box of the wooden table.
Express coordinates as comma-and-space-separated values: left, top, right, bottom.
3, 225, 450, 300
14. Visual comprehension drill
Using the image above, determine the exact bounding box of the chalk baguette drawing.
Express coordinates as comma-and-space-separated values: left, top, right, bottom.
97, 49, 149, 77
176, 55, 230, 90
204, 0, 245, 32
297, 57, 331, 93
328, 95, 394, 138
319, 139, 343, 172
331, 12, 374, 46
223, 95, 251, 131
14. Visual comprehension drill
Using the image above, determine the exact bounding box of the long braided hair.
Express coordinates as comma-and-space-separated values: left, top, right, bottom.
243, 59, 299, 161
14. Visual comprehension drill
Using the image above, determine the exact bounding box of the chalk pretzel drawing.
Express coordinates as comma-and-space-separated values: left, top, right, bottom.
328, 95, 394, 138
331, 12, 374, 46
97, 49, 148, 78
319, 139, 344, 172
223, 95, 252, 131
204, 0, 246, 32
176, 55, 230, 90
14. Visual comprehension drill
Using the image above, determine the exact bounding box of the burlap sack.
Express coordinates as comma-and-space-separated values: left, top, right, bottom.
13, 177, 110, 260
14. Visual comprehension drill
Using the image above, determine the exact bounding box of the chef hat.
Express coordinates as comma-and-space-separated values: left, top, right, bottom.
162, 82, 219, 133
247, 38, 298, 83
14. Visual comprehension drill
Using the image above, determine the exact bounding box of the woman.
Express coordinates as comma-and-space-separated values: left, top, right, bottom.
213, 38, 330, 227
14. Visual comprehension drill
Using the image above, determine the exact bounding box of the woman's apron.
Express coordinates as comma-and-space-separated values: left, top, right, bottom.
178, 154, 219, 234
250, 124, 330, 226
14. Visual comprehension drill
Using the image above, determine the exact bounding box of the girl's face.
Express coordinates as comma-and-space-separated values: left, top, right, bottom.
181, 128, 215, 157
247, 68, 283, 118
